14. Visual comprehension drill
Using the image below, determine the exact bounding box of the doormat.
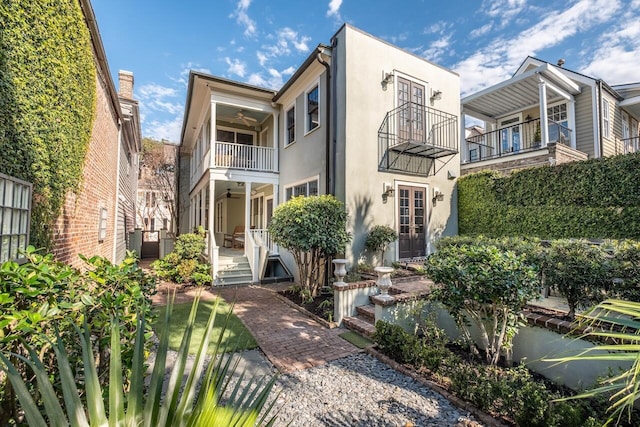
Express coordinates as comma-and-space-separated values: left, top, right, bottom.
338, 331, 373, 349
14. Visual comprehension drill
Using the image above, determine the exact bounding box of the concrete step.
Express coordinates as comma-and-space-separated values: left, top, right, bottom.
216, 275, 253, 286
343, 316, 376, 339
217, 269, 252, 279
356, 304, 375, 323
218, 256, 250, 265
218, 263, 251, 273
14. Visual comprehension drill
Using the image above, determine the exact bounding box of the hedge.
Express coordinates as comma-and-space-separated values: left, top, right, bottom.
0, 1, 96, 249
458, 153, 640, 239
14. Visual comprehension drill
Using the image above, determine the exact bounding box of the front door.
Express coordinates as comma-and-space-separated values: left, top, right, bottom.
499, 115, 521, 153
397, 77, 426, 143
398, 185, 426, 259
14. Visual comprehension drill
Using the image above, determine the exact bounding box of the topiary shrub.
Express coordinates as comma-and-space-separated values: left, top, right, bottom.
151, 230, 211, 285
365, 225, 398, 266
268, 195, 351, 299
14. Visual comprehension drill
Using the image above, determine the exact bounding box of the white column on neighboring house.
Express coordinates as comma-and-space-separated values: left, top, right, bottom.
538, 75, 549, 146
210, 100, 217, 168
273, 110, 279, 172
567, 100, 577, 149
208, 179, 215, 242
273, 184, 280, 209
460, 108, 467, 162
189, 196, 194, 231
199, 189, 205, 227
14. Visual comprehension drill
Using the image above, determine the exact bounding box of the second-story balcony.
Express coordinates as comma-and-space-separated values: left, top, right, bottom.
378, 102, 458, 176
213, 141, 277, 173
465, 118, 572, 163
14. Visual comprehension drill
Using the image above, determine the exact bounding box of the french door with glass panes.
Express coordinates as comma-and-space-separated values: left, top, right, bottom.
398, 185, 426, 259
397, 77, 426, 143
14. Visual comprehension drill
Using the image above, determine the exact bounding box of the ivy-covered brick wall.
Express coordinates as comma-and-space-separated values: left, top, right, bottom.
0, 1, 96, 250
458, 153, 640, 239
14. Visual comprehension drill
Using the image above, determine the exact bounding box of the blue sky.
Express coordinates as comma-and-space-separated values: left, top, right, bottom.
92, 0, 640, 143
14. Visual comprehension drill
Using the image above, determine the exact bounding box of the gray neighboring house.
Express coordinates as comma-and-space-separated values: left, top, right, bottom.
461, 56, 640, 175
178, 24, 460, 284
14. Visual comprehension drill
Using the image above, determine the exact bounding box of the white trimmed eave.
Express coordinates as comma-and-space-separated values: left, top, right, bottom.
620, 95, 640, 119
462, 64, 581, 120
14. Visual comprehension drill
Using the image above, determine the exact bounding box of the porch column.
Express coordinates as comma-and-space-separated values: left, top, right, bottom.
244, 181, 252, 256
538, 75, 549, 146
208, 178, 216, 240
273, 110, 279, 172
208, 176, 218, 283
460, 109, 468, 163
209, 100, 217, 168
568, 100, 577, 149
273, 184, 280, 208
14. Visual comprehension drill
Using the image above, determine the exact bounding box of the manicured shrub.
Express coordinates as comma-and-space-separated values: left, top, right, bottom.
458, 154, 640, 240
544, 240, 611, 317
609, 240, 640, 301
269, 195, 351, 299
151, 230, 212, 285
365, 225, 398, 265
424, 243, 540, 365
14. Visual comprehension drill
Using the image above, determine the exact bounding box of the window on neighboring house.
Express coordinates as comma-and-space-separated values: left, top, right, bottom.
285, 178, 319, 201
145, 192, 156, 208
306, 85, 319, 132
603, 100, 610, 139
286, 106, 295, 145
98, 207, 108, 242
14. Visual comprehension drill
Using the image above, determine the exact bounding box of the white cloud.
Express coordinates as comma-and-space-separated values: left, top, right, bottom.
456, 0, 622, 95
144, 116, 183, 144
327, 0, 342, 18
581, 15, 640, 84
422, 34, 452, 63
482, 0, 527, 24
137, 84, 182, 115
246, 64, 297, 89
282, 66, 296, 76
232, 0, 256, 37
173, 62, 212, 87
470, 23, 493, 38
424, 21, 450, 35
256, 27, 311, 70
225, 57, 247, 77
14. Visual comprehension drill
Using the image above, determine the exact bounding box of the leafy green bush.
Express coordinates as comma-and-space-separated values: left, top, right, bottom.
373, 320, 607, 426
151, 231, 212, 285
424, 243, 540, 365
365, 225, 398, 265
458, 154, 640, 240
269, 195, 351, 298
609, 240, 640, 301
0, 247, 156, 425
543, 240, 611, 317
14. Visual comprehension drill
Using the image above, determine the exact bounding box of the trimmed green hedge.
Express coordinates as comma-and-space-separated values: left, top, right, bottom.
0, 1, 96, 249
459, 153, 640, 239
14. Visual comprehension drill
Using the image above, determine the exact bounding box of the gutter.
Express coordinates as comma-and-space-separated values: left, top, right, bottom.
316, 47, 332, 195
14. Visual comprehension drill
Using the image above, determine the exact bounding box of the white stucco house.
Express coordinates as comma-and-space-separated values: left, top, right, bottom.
178, 24, 460, 284
460, 56, 640, 175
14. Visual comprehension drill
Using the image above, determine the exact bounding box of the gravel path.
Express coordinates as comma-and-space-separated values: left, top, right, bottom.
270, 353, 481, 427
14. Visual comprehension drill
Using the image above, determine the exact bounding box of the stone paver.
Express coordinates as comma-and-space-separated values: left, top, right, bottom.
214, 284, 360, 372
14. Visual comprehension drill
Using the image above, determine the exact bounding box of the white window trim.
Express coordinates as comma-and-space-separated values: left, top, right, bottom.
284, 174, 320, 200
304, 81, 320, 135
285, 104, 296, 147
393, 70, 430, 111
393, 180, 430, 259
603, 100, 611, 139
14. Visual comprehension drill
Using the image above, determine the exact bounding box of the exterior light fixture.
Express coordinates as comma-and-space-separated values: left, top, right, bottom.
430, 89, 442, 102
381, 72, 394, 90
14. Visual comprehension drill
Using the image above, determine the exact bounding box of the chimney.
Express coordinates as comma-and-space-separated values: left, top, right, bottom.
118, 70, 134, 99
557, 58, 565, 67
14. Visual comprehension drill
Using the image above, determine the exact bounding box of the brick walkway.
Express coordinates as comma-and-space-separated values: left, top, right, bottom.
213, 285, 360, 372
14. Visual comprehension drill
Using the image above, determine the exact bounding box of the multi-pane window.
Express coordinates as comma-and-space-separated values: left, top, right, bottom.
145, 191, 157, 208
0, 174, 31, 263
286, 106, 295, 145
547, 104, 567, 122
285, 179, 319, 200
603, 100, 610, 139
306, 85, 319, 132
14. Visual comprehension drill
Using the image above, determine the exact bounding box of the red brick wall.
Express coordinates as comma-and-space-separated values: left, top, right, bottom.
52, 70, 119, 268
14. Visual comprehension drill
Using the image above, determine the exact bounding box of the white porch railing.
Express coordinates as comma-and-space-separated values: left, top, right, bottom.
249, 229, 275, 253
245, 231, 260, 283
213, 142, 277, 173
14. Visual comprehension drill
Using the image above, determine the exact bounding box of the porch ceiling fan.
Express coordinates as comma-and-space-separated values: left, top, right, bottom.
235, 110, 258, 127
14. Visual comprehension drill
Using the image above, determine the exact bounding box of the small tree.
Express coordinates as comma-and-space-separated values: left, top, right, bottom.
544, 240, 610, 318
268, 195, 351, 299
424, 244, 540, 365
365, 225, 398, 266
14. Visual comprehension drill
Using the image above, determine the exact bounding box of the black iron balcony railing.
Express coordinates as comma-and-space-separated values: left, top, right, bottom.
378, 102, 458, 176
465, 118, 572, 163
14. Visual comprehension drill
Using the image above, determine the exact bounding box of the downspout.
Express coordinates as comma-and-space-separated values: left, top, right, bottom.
112, 119, 123, 263
597, 80, 604, 158
316, 48, 332, 195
